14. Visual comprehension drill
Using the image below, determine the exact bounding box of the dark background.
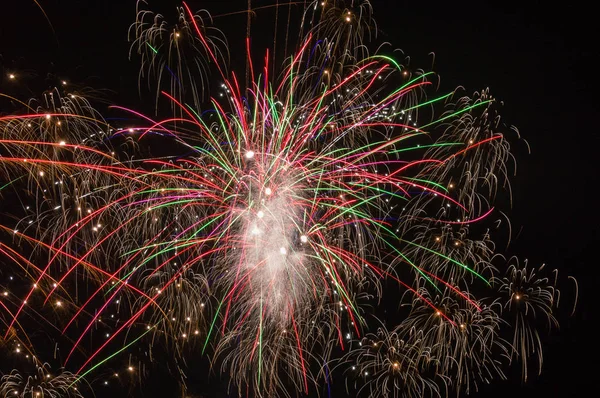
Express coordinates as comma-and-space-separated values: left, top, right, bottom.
1, 1, 596, 397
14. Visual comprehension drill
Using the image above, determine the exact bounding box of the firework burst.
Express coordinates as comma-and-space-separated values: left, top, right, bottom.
344, 326, 440, 398
0, 364, 83, 398
129, 0, 229, 112
0, 1, 577, 397
493, 258, 563, 382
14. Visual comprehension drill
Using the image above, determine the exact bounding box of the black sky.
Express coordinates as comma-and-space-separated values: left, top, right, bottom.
0, 1, 596, 397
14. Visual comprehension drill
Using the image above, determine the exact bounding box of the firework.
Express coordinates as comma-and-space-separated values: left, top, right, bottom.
0, 1, 576, 397
0, 364, 83, 398
128, 1, 229, 112
343, 326, 440, 398
493, 258, 562, 382
395, 291, 508, 395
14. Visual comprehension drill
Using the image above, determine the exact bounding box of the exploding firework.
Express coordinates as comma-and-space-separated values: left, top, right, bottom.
343, 326, 440, 398
493, 258, 570, 382
0, 363, 83, 398
394, 291, 508, 395
128, 0, 229, 112
0, 1, 576, 397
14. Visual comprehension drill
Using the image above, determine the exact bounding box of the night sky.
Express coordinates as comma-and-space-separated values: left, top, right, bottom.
0, 1, 595, 397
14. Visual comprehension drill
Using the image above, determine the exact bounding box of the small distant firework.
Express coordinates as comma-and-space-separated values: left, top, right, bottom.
344, 326, 440, 398
494, 258, 561, 382
129, 0, 229, 112
0, 364, 83, 398
395, 292, 508, 395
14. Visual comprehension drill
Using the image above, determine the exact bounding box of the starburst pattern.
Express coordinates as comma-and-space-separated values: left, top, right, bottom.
0, 1, 576, 397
